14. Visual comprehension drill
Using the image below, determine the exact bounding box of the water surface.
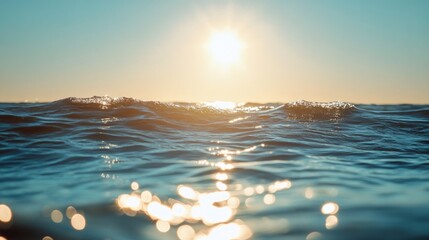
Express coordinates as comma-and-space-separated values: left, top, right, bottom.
0, 97, 428, 240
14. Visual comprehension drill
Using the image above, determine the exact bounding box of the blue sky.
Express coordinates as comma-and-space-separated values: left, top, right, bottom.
1, 0, 428, 103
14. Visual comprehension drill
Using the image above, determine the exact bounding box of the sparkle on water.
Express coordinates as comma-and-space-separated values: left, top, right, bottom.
0, 204, 12, 223
114, 145, 298, 240
3, 97, 426, 239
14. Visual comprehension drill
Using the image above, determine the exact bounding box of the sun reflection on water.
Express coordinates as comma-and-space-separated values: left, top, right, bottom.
0, 204, 12, 223
321, 202, 340, 230
45, 206, 88, 232
66, 206, 76, 219
71, 213, 86, 230
50, 209, 63, 223
112, 140, 341, 239
113, 141, 297, 238
229, 116, 249, 123
209, 144, 263, 158
325, 215, 339, 229
177, 224, 196, 240
203, 101, 238, 111
131, 181, 139, 191
115, 174, 294, 239
306, 231, 322, 240
263, 194, 276, 205
321, 202, 339, 215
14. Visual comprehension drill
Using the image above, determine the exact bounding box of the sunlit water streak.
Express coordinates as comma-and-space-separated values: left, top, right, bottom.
0, 96, 429, 239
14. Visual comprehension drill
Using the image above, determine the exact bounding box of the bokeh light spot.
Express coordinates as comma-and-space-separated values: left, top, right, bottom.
71, 213, 86, 230
321, 202, 339, 215
0, 204, 12, 223
51, 210, 63, 223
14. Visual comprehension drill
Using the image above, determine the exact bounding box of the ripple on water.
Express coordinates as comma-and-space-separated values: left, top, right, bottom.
0, 97, 428, 239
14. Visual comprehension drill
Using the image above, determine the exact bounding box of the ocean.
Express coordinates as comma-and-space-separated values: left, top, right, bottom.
0, 96, 428, 240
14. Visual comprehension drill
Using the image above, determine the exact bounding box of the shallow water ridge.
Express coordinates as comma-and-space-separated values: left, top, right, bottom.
1, 96, 429, 240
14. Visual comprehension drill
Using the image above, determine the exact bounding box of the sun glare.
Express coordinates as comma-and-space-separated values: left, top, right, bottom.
207, 30, 244, 66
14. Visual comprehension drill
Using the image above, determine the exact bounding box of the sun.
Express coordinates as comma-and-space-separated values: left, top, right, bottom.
207, 30, 244, 66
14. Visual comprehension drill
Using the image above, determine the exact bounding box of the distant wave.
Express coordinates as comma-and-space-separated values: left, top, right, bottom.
284, 100, 355, 120
4, 97, 429, 126
50, 96, 355, 120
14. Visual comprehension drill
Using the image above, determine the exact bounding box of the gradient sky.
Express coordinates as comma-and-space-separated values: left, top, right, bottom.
1, 0, 428, 103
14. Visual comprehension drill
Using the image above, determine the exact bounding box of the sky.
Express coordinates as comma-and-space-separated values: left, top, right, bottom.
0, 0, 428, 103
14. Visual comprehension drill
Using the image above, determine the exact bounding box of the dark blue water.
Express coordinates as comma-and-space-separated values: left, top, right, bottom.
1, 97, 428, 240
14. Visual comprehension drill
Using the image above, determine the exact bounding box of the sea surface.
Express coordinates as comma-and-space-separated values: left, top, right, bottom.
0, 96, 428, 240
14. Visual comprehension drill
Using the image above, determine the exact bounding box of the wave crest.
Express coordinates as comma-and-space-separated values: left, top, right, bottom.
58, 96, 141, 109
284, 100, 355, 120
286, 100, 355, 109
49, 97, 357, 121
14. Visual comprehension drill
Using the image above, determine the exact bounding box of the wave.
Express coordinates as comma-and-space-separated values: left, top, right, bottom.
3, 97, 428, 126
55, 96, 142, 109
283, 100, 355, 120
1, 96, 429, 240
0, 114, 38, 123
52, 96, 356, 119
